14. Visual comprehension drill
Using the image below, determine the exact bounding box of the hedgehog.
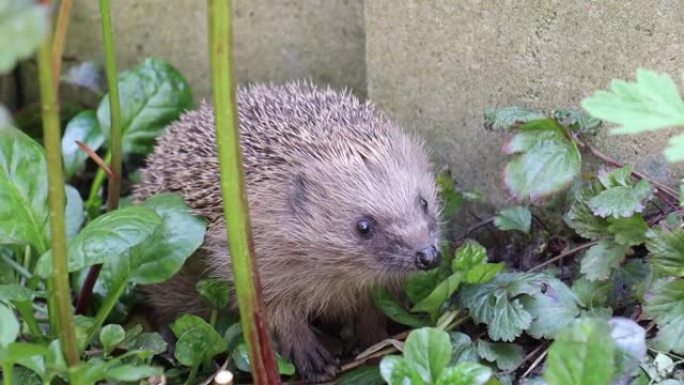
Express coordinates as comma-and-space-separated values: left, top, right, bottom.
132, 81, 443, 382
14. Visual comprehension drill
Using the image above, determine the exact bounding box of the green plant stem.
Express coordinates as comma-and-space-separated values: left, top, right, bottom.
84, 281, 127, 348
184, 364, 199, 385
16, 301, 44, 340
3, 362, 12, 385
207, 1, 280, 383
210, 308, 218, 328
0, 252, 32, 280
98, 0, 123, 212
37, 32, 80, 367
85, 151, 111, 218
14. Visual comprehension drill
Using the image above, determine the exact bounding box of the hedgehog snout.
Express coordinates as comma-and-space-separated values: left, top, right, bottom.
414, 245, 441, 270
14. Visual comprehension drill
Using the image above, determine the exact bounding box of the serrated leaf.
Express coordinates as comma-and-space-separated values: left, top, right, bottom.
448, 332, 479, 366
435, 362, 493, 385
97, 58, 193, 155
452, 241, 503, 284
403, 327, 452, 384
588, 180, 652, 218
232, 342, 295, 376
544, 318, 616, 385
644, 278, 684, 354
581, 68, 684, 135
99, 324, 125, 354
373, 288, 428, 328
61, 110, 105, 179
552, 109, 602, 135
563, 183, 610, 240
196, 278, 230, 309
476, 340, 523, 371
484, 107, 546, 131
0, 302, 19, 346
503, 119, 581, 201
172, 315, 226, 366
607, 215, 648, 246
0, 126, 49, 254
521, 275, 581, 339
105, 365, 162, 382
598, 166, 634, 189
380, 355, 425, 385
34, 206, 162, 277
494, 206, 532, 233
646, 227, 684, 277
0, 0, 49, 74
411, 273, 460, 313
580, 241, 628, 281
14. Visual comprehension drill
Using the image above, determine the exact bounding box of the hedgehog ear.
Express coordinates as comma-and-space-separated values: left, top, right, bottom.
290, 174, 312, 218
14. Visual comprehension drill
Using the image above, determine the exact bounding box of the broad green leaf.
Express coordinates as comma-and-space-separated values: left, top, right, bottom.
503, 119, 581, 200
452, 241, 503, 284
196, 278, 230, 309
99, 324, 125, 354
34, 206, 162, 277
338, 365, 383, 385
646, 227, 684, 277
120, 331, 167, 355
0, 0, 49, 74
580, 241, 629, 281
411, 273, 460, 313
571, 278, 609, 308
644, 279, 684, 354
61, 111, 105, 178
0, 342, 49, 379
588, 180, 652, 218
435, 362, 493, 385
97, 58, 193, 155
232, 342, 296, 376
581, 68, 684, 135
484, 107, 546, 131
103, 193, 206, 286
0, 284, 36, 303
0, 302, 19, 346
609, 317, 647, 377
607, 215, 648, 246
171, 315, 226, 366
544, 318, 616, 385
449, 332, 479, 365
403, 327, 451, 384
552, 109, 602, 135
105, 365, 162, 382
65, 185, 84, 240
476, 340, 523, 371
380, 355, 425, 385
458, 273, 542, 341
373, 288, 428, 328
563, 183, 610, 240
494, 206, 532, 233
405, 262, 451, 304
0, 126, 49, 254
521, 276, 581, 339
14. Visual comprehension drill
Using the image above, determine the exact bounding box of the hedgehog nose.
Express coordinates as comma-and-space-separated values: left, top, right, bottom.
415, 246, 441, 270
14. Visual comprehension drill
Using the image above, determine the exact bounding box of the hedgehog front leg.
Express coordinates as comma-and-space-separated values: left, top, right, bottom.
273, 307, 339, 382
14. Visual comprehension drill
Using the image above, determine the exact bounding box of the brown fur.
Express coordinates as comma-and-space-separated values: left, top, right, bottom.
133, 81, 442, 381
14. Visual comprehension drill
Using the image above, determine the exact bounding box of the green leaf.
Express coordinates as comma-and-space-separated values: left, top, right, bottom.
494, 206, 532, 233
609, 317, 647, 377
503, 119, 581, 200
65, 185, 84, 240
120, 331, 167, 355
403, 327, 452, 384
405, 263, 451, 304
607, 215, 648, 246
0, 342, 49, 378
552, 109, 602, 135
379, 355, 425, 385
588, 180, 652, 218
571, 278, 609, 308
0, 0, 49, 74
476, 340, 523, 371
664, 133, 684, 162
449, 332, 479, 365
196, 278, 230, 309
373, 288, 428, 328
103, 193, 207, 286
0, 126, 49, 254
437, 170, 464, 219
411, 273, 460, 313
521, 276, 581, 339
0, 302, 19, 346
580, 241, 628, 281
581, 68, 684, 135
484, 107, 546, 131
644, 279, 684, 354
172, 315, 226, 366
646, 227, 684, 277
34, 206, 162, 277
544, 318, 616, 385
97, 58, 193, 155
452, 241, 503, 285
99, 324, 125, 354
563, 183, 610, 240
106, 365, 162, 382
338, 365, 383, 385
232, 342, 296, 376
435, 362, 493, 385
597, 166, 634, 189
0, 284, 36, 303
61, 110, 105, 178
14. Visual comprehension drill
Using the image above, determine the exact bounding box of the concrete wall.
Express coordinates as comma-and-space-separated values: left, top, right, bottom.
366, 0, 684, 208
63, 0, 366, 99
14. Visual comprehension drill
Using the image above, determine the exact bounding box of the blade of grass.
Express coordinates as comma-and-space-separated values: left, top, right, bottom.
207, 0, 280, 383
36, 12, 80, 366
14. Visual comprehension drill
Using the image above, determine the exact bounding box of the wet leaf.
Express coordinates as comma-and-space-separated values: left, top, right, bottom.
61, 111, 105, 179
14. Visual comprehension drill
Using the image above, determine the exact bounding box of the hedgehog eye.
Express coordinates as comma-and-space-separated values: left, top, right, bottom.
420, 198, 428, 212
356, 218, 374, 238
